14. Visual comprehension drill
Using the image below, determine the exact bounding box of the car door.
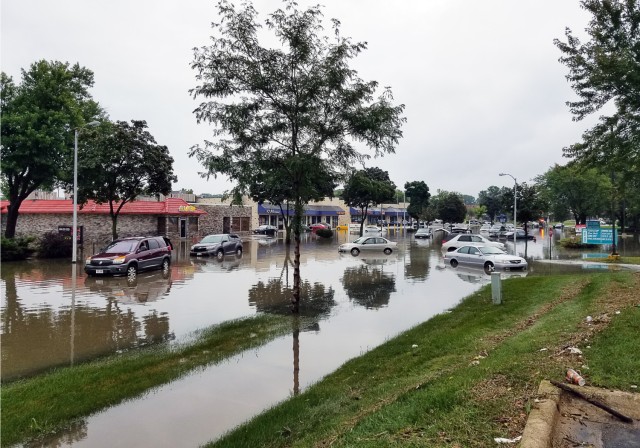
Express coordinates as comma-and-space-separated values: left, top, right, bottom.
147, 238, 162, 268
453, 246, 470, 265
137, 240, 152, 271
361, 237, 378, 251
466, 246, 484, 267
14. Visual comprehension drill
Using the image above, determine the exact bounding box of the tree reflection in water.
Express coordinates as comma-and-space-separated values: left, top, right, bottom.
341, 259, 396, 309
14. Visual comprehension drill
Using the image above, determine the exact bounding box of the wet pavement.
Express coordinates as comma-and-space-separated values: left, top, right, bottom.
2, 228, 639, 446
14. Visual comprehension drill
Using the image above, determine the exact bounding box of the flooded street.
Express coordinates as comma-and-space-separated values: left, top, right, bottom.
2, 228, 639, 447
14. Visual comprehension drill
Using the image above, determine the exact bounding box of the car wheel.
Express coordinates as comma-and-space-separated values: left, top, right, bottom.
161, 258, 170, 273
384, 248, 392, 255
484, 262, 495, 273
126, 264, 137, 280
450, 259, 459, 268
236, 247, 243, 256
216, 250, 224, 261
350, 248, 360, 256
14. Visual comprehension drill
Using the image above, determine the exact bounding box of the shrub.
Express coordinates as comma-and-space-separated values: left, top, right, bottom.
315, 228, 333, 238
38, 231, 72, 258
1, 236, 36, 261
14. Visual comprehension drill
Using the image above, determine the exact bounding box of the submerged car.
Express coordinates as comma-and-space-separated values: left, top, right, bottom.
414, 228, 432, 239
190, 234, 243, 259
85, 236, 172, 278
504, 229, 536, 240
338, 236, 397, 256
443, 245, 527, 272
442, 233, 505, 252
253, 225, 277, 236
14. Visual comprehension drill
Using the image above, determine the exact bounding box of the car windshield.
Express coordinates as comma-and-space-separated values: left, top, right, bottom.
201, 235, 223, 243
104, 240, 138, 253
479, 246, 505, 255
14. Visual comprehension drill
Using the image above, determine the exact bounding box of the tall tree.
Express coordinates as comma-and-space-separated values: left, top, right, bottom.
512, 182, 545, 233
342, 168, 396, 235
404, 181, 430, 222
433, 190, 467, 224
554, 0, 639, 183
537, 163, 611, 225
190, 1, 405, 311
477, 186, 505, 223
1, 60, 101, 238
76, 120, 177, 240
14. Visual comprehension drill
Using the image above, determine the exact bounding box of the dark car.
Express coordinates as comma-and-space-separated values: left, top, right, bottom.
190, 234, 243, 260
253, 225, 278, 236
414, 228, 432, 239
85, 236, 171, 279
310, 223, 330, 231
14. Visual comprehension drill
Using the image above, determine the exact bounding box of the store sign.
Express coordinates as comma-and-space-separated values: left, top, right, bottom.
58, 225, 83, 244
179, 205, 196, 212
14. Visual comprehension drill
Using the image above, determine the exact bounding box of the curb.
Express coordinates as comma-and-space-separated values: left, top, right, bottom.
520, 380, 560, 448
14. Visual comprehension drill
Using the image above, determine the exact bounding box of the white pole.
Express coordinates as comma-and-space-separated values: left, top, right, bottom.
72, 129, 79, 263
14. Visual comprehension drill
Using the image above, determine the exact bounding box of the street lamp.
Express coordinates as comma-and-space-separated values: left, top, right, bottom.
72, 121, 100, 263
499, 173, 517, 251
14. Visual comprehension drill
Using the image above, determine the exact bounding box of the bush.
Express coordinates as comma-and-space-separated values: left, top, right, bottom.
38, 231, 72, 258
315, 228, 333, 238
1, 236, 36, 261
558, 237, 598, 249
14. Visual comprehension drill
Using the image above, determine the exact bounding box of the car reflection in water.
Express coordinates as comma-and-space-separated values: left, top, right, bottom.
84, 267, 172, 304
190, 253, 243, 272
438, 264, 529, 284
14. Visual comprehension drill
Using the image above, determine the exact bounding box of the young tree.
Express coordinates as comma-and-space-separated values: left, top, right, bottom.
404, 181, 430, 222
554, 0, 639, 184
76, 120, 177, 240
342, 168, 396, 235
248, 155, 338, 243
1, 61, 101, 238
190, 1, 405, 311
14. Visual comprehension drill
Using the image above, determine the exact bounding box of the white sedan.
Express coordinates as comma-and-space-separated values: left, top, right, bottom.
442, 233, 505, 252
443, 245, 527, 272
338, 236, 397, 256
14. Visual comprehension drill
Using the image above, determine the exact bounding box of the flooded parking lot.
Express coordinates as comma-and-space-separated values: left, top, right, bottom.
2, 228, 638, 446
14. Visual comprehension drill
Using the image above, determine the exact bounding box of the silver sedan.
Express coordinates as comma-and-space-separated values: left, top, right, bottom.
338, 236, 397, 256
443, 245, 527, 272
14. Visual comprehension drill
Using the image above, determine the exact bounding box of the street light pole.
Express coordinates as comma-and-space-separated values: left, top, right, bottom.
499, 173, 517, 251
72, 121, 99, 263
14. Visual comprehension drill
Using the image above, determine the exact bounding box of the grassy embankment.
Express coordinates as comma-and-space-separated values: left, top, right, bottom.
207, 272, 640, 448
0, 314, 292, 447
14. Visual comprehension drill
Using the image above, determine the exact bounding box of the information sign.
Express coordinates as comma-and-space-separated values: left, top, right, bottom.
581, 228, 617, 245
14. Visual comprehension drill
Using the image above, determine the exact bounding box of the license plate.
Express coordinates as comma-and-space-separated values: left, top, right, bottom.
96, 269, 104, 274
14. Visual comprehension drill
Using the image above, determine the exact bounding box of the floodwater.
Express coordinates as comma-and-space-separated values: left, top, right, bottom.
2, 228, 638, 447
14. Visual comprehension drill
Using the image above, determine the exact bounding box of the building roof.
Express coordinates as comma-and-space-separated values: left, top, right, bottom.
0, 198, 206, 216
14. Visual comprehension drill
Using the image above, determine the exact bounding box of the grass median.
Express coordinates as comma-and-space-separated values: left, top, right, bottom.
207, 272, 640, 447
1, 313, 292, 447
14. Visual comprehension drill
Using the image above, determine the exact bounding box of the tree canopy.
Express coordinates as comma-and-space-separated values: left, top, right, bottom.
537, 163, 611, 224
431, 190, 467, 224
554, 0, 640, 180
190, 0, 405, 310
0, 60, 102, 238
77, 120, 177, 240
342, 167, 396, 235
404, 181, 430, 222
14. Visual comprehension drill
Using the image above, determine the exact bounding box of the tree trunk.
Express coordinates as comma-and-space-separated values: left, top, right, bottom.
4, 203, 20, 239
291, 200, 304, 313
111, 213, 119, 241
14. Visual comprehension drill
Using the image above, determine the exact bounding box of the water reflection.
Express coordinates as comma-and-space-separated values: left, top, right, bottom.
341, 258, 396, 309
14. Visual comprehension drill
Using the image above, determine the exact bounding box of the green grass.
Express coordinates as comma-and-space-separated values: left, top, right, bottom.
206, 272, 640, 447
588, 256, 640, 265
0, 314, 292, 447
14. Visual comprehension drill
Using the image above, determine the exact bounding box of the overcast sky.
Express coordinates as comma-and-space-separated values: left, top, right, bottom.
2, 0, 597, 199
